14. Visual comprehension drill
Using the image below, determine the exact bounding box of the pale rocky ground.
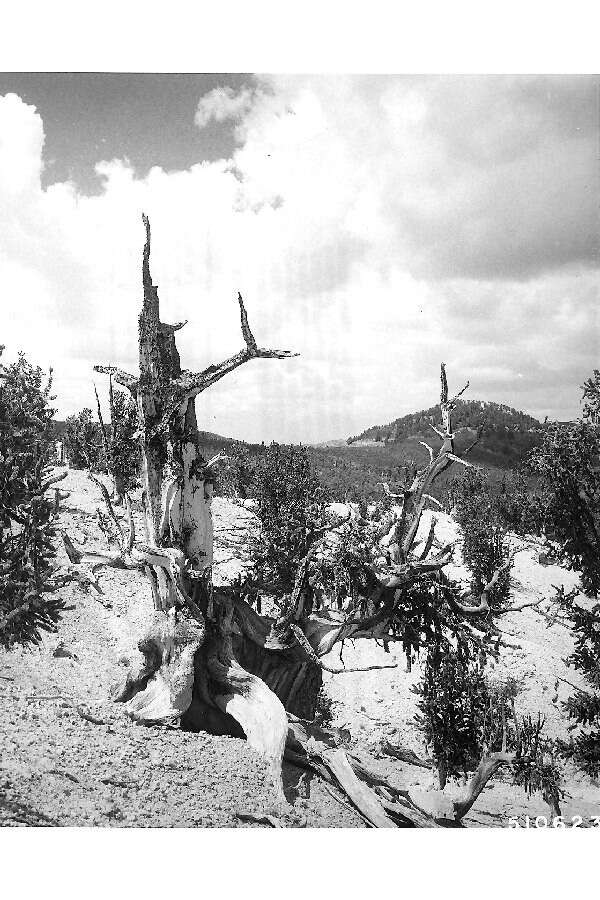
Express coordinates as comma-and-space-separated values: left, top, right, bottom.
1, 469, 599, 828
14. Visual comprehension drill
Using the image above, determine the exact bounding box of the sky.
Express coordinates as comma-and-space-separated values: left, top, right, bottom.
0, 73, 598, 443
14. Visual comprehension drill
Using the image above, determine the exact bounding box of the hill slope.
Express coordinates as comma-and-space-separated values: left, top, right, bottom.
346, 399, 544, 469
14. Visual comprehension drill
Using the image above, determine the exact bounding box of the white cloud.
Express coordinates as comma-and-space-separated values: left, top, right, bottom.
0, 77, 597, 442
194, 85, 256, 130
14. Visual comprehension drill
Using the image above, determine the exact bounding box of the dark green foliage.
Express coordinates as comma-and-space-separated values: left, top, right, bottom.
550, 586, 600, 778
526, 421, 600, 596
413, 642, 490, 785
511, 714, 563, 809
522, 373, 600, 778
494, 471, 547, 537
448, 469, 514, 610
447, 467, 546, 537
97, 383, 140, 498
211, 429, 530, 507
581, 369, 600, 423
63, 407, 106, 471
251, 443, 330, 600
0, 348, 65, 647
216, 443, 257, 499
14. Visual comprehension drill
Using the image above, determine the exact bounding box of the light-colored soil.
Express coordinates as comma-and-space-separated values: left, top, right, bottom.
1, 470, 599, 828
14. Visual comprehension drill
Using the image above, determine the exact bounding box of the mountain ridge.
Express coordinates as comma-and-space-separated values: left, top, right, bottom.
346, 398, 543, 446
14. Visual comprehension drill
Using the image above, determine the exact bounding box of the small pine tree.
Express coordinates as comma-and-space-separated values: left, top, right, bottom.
524, 373, 600, 778
450, 469, 513, 610
0, 348, 65, 647
95, 380, 139, 502
63, 407, 106, 471
526, 421, 600, 596
251, 442, 329, 601
216, 443, 256, 499
413, 641, 489, 788
550, 586, 600, 779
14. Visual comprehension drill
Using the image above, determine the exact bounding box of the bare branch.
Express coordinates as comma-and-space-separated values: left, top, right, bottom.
499, 596, 543, 614
158, 476, 179, 543
238, 292, 258, 352
93, 382, 111, 462
141, 212, 158, 317
87, 473, 125, 547
440, 362, 449, 404
418, 441, 434, 463
125, 494, 135, 553
462, 424, 484, 456
37, 470, 68, 495
418, 517, 437, 561
93, 365, 138, 396
453, 749, 515, 820
60, 531, 132, 570
429, 422, 445, 439
449, 380, 470, 408
449, 554, 515, 615
158, 320, 187, 334
290, 625, 398, 675
446, 453, 475, 468
378, 482, 404, 500
179, 293, 298, 399
206, 452, 228, 468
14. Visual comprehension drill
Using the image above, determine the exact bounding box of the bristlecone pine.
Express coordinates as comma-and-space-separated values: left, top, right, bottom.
62, 215, 537, 826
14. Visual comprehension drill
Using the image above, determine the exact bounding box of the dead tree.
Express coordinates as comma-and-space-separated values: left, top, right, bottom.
62, 216, 540, 826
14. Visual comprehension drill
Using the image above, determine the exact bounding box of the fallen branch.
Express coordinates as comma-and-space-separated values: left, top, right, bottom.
290, 624, 398, 674
379, 740, 432, 769
47, 769, 80, 784
26, 694, 109, 725
322, 783, 371, 824
101, 777, 140, 788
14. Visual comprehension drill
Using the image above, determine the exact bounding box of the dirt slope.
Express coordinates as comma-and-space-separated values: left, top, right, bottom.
0, 471, 359, 828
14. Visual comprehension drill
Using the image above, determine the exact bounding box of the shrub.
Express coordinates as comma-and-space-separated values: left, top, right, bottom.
216, 443, 257, 498
449, 469, 513, 610
413, 641, 490, 787
523, 374, 600, 778
0, 348, 65, 647
550, 586, 600, 779
446, 468, 545, 537
63, 407, 106, 471
250, 442, 329, 601
526, 421, 600, 596
99, 384, 140, 501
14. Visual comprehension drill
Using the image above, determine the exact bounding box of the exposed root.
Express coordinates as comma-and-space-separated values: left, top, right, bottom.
207, 653, 288, 803
116, 610, 204, 723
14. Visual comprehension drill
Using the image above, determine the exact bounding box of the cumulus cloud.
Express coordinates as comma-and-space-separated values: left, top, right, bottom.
0, 76, 597, 442
194, 85, 257, 130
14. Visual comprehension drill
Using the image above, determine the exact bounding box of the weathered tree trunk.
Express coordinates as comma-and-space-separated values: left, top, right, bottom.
110, 217, 211, 723
95, 215, 298, 800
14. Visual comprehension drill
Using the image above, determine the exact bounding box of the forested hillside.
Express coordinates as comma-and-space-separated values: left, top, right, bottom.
346, 399, 546, 468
